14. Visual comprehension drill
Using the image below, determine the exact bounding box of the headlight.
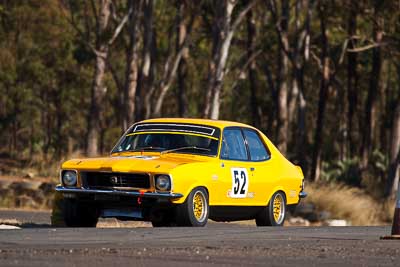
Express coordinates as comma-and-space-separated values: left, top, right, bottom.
155, 175, 171, 191
62, 170, 77, 187
301, 179, 305, 191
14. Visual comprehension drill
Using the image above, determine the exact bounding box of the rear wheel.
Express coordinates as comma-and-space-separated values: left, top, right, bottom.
175, 187, 209, 227
256, 191, 286, 226
62, 199, 98, 227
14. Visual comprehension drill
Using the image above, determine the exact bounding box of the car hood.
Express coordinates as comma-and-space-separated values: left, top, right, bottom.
62, 154, 208, 173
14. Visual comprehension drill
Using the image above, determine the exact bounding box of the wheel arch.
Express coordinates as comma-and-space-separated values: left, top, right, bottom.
265, 186, 287, 205
170, 162, 212, 204
172, 183, 209, 204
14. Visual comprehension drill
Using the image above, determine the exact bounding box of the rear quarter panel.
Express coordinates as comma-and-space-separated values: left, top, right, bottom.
259, 131, 304, 205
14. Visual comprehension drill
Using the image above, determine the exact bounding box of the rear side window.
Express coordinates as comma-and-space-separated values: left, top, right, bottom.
220, 128, 248, 161
243, 129, 270, 161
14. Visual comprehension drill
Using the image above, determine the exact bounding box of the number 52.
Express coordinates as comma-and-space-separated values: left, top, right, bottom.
230, 168, 249, 198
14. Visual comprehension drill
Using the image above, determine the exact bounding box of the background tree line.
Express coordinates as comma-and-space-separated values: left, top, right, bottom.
0, 0, 399, 199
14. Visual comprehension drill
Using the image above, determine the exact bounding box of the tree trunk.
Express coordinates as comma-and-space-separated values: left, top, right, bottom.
204, 0, 235, 120
122, 0, 140, 131
296, 1, 311, 165
294, 61, 308, 172
261, 61, 277, 134
177, 1, 189, 117
276, 62, 288, 155
247, 9, 260, 128
86, 0, 111, 157
294, 0, 311, 171
384, 87, 400, 198
385, 115, 400, 198
310, 3, 329, 182
137, 0, 155, 120
55, 87, 63, 159
267, 0, 313, 167
347, 2, 358, 158
275, 0, 290, 155
361, 1, 383, 168
203, 0, 255, 120
152, 2, 195, 118
87, 51, 108, 156
296, 85, 307, 169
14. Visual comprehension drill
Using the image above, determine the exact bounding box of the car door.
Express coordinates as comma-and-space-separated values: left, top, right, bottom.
241, 128, 276, 206
217, 127, 255, 206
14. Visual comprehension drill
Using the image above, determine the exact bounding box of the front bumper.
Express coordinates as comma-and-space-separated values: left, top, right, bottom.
55, 186, 183, 199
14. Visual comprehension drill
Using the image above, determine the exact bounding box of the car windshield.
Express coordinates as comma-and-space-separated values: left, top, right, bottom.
112, 133, 219, 156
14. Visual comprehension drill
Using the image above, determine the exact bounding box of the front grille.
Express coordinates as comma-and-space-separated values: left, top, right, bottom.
82, 172, 150, 189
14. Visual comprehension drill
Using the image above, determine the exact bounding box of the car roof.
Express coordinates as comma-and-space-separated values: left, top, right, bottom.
137, 118, 255, 130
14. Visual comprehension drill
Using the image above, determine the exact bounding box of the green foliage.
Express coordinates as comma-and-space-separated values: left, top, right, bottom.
321, 157, 362, 186
320, 150, 389, 189
370, 150, 389, 174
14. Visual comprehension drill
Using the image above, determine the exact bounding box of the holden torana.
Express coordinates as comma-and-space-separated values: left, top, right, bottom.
56, 118, 307, 227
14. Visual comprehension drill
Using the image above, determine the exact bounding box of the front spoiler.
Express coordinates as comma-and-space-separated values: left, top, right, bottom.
55, 186, 183, 199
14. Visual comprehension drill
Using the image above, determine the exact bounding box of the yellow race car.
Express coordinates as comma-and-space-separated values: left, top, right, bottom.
56, 118, 306, 227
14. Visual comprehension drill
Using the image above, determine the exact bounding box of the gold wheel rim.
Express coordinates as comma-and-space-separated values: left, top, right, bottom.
273, 194, 284, 224
193, 191, 207, 222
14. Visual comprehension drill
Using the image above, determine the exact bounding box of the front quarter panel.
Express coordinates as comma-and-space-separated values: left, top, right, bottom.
170, 160, 218, 204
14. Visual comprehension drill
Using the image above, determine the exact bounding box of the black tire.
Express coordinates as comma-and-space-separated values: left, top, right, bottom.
151, 209, 176, 227
51, 191, 66, 227
256, 191, 286, 226
151, 219, 175, 227
62, 199, 98, 227
175, 187, 209, 227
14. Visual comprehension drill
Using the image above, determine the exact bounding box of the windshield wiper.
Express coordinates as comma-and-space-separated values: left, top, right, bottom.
124, 146, 165, 152
161, 146, 211, 155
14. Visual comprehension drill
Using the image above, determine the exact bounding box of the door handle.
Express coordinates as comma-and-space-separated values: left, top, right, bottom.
221, 162, 225, 167
250, 167, 255, 171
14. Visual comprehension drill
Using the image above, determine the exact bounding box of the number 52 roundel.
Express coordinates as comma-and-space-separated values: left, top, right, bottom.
230, 168, 249, 198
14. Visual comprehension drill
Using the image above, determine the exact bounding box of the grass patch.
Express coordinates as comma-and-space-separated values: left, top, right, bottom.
304, 182, 394, 225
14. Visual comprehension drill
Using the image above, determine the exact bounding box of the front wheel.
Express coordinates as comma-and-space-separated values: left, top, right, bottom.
62, 199, 98, 227
151, 208, 176, 227
151, 219, 175, 227
175, 187, 209, 227
256, 191, 286, 226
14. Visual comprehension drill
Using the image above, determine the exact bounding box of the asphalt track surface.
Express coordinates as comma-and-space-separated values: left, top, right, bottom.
0, 210, 399, 266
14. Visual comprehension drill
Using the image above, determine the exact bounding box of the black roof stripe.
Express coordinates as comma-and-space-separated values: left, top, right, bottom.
131, 123, 220, 138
